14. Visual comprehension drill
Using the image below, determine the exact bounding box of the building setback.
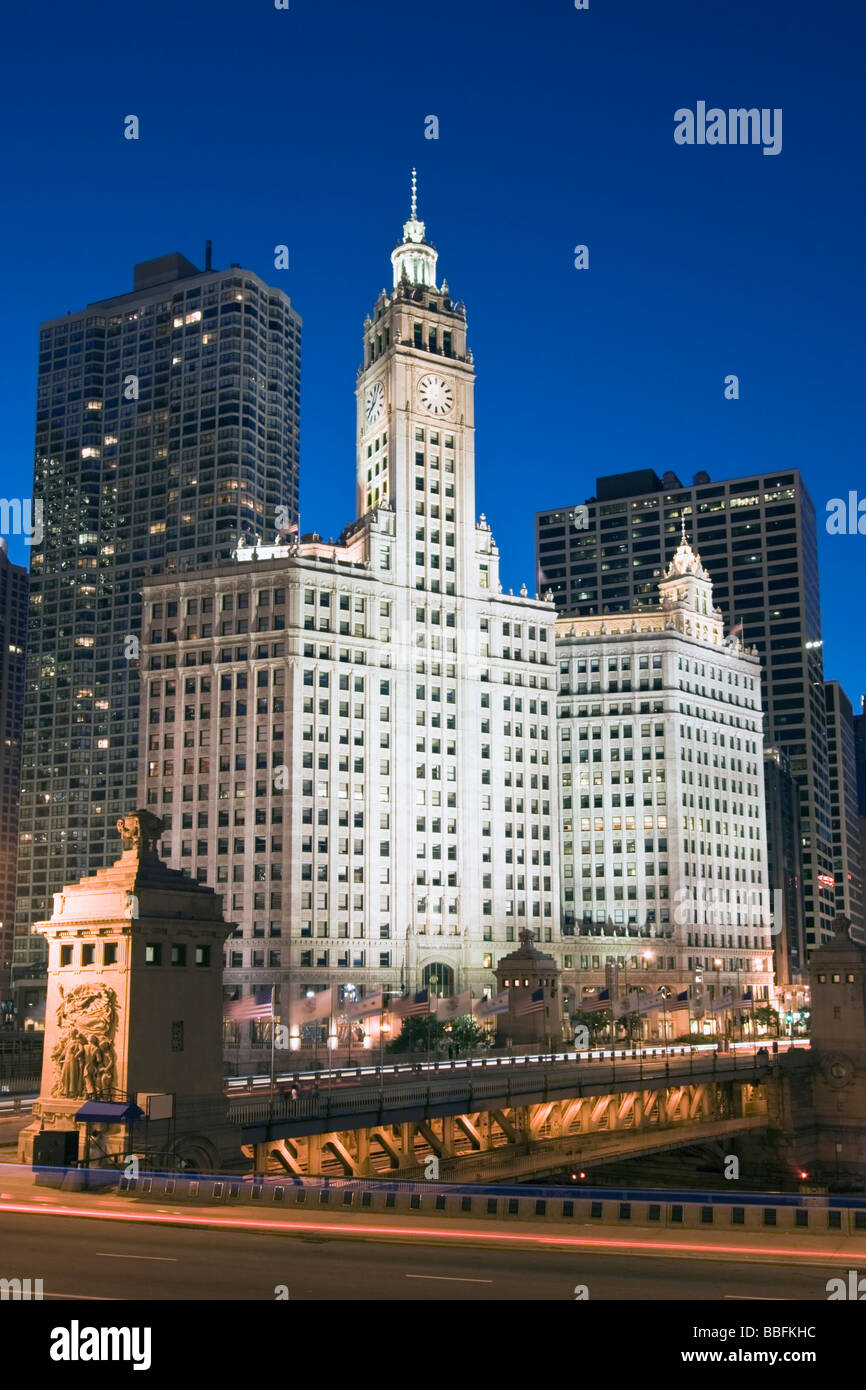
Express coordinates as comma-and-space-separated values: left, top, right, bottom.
536, 468, 835, 951
139, 188, 558, 1064
555, 528, 774, 1022
0, 542, 28, 999
853, 699, 866, 817
14, 253, 301, 992
824, 681, 864, 940
763, 745, 806, 990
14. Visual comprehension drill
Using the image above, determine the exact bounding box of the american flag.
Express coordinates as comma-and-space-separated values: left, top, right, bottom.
225, 988, 273, 1022
580, 988, 611, 1014
390, 989, 430, 1018
515, 987, 545, 1017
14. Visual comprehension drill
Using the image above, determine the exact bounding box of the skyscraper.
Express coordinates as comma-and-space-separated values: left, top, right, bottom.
536, 468, 835, 949
555, 529, 774, 1025
824, 680, 864, 939
853, 698, 866, 817
0, 542, 28, 999
139, 180, 557, 1066
14, 252, 301, 988
763, 745, 805, 989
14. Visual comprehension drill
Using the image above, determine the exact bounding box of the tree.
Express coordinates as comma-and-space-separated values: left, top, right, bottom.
386, 1015, 445, 1054
386, 1013, 489, 1056
570, 1010, 608, 1045
445, 1015, 489, 1052
754, 1005, 779, 1037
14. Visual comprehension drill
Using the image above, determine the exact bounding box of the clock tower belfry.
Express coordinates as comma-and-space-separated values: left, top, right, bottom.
356, 171, 479, 594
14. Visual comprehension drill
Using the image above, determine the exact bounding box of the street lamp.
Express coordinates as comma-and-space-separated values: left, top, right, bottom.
344, 984, 357, 1064
379, 1018, 391, 1070
752, 957, 765, 1038
642, 951, 654, 1041
713, 958, 724, 1041
614, 955, 631, 1043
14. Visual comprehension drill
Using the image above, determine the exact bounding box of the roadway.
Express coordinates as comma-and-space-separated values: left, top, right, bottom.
225, 1038, 810, 1096
0, 1207, 841, 1300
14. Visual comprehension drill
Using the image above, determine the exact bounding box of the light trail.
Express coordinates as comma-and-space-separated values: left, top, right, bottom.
0, 1198, 854, 1263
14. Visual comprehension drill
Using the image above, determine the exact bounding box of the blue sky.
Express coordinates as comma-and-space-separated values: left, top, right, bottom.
1, 0, 864, 704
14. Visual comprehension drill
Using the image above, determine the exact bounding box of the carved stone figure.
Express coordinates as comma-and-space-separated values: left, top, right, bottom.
58, 1029, 84, 1097
50, 984, 118, 1101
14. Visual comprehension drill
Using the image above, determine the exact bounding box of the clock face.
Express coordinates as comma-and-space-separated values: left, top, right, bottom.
365, 381, 385, 425
418, 374, 454, 416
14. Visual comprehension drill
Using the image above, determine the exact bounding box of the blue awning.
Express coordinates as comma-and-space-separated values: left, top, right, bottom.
74, 1101, 144, 1123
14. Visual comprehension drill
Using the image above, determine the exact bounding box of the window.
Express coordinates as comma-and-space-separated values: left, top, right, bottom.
81, 945, 95, 966
171, 944, 187, 966
103, 943, 118, 966
145, 944, 163, 965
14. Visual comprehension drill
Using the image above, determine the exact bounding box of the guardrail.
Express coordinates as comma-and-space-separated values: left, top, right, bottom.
26, 1165, 865, 1239
224, 1040, 810, 1093
0, 1098, 33, 1116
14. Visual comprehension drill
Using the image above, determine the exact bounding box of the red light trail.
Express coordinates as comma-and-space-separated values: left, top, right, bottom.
0, 1198, 855, 1263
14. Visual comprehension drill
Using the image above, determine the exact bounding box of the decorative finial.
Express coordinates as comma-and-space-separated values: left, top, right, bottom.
410, 167, 417, 221
116, 809, 164, 860
680, 517, 688, 545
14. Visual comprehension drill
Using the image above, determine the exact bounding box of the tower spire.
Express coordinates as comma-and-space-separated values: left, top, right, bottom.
391, 170, 438, 290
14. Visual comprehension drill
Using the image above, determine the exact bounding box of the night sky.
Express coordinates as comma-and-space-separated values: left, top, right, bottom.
2, 0, 863, 702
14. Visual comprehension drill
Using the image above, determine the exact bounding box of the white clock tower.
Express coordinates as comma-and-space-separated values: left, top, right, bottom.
148, 176, 560, 1047
355, 170, 480, 594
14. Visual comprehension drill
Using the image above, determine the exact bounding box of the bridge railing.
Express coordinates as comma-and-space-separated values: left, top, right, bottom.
229, 1051, 771, 1129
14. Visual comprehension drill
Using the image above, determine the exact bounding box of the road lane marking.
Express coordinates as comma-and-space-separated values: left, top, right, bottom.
96, 1253, 177, 1261
724, 1295, 784, 1300
406, 1275, 493, 1283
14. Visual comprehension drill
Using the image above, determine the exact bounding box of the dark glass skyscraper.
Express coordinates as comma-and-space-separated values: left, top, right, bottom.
854, 699, 866, 818
14, 253, 301, 984
763, 745, 805, 988
825, 681, 864, 938
536, 468, 835, 949
0, 542, 28, 998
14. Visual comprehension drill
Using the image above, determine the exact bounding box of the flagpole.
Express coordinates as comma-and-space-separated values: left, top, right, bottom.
267, 983, 276, 1136
270, 982, 277, 1091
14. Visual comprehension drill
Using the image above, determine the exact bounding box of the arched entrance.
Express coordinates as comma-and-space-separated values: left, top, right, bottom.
422, 963, 454, 999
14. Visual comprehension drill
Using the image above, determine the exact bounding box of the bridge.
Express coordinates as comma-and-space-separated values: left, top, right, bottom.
231, 1046, 778, 1182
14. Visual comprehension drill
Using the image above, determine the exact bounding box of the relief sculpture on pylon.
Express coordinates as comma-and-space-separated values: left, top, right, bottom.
50, 983, 118, 1101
